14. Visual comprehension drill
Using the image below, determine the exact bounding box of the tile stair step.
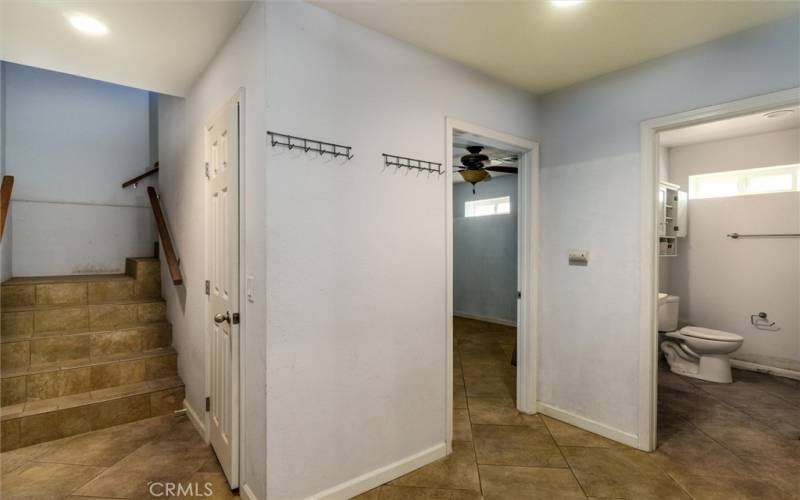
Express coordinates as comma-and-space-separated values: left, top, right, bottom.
0, 322, 172, 371
0, 375, 185, 451
1, 257, 161, 308
0, 320, 171, 343
1, 298, 167, 339
1, 347, 178, 408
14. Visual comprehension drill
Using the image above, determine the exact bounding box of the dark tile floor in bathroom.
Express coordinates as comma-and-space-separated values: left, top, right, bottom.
359, 318, 800, 499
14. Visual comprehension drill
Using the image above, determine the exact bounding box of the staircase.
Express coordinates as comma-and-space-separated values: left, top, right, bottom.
0, 257, 184, 452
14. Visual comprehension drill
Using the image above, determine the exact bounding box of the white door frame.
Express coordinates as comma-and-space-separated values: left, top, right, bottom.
445, 118, 540, 452
638, 87, 800, 451
203, 88, 245, 487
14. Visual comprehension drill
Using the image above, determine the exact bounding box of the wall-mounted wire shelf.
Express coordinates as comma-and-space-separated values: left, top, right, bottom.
383, 153, 442, 174
267, 131, 353, 160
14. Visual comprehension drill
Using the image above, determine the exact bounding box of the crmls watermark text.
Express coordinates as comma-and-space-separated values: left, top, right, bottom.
148, 481, 214, 497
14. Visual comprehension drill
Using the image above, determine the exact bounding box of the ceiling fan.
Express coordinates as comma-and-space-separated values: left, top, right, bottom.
456, 145, 517, 194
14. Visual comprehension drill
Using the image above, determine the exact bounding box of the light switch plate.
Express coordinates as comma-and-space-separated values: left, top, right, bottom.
568, 249, 589, 266
246, 275, 255, 302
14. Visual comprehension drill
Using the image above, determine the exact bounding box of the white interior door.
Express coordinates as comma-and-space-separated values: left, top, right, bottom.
206, 95, 240, 488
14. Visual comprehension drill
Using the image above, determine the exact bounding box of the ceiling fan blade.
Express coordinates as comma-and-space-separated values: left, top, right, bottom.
488, 156, 518, 165
484, 166, 518, 174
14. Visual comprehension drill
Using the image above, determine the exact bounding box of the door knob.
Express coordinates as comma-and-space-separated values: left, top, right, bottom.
214, 312, 231, 324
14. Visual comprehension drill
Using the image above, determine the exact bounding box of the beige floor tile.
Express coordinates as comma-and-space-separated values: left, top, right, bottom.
390, 441, 480, 492
375, 485, 482, 499
350, 486, 382, 499
73, 427, 212, 499
542, 416, 620, 448
0, 461, 105, 499
453, 408, 472, 442
669, 471, 791, 500
561, 446, 689, 499
175, 472, 239, 499
463, 376, 513, 399
34, 415, 172, 467
736, 454, 800, 498
467, 397, 537, 426
561, 447, 688, 500
652, 421, 753, 478
472, 423, 566, 468
0, 438, 62, 475
453, 384, 467, 410
479, 465, 585, 500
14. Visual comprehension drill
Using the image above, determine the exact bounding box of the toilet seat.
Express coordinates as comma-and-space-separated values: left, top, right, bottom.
680, 326, 743, 343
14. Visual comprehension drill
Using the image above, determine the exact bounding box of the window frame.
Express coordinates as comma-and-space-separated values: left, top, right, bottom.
464, 195, 512, 218
688, 163, 800, 200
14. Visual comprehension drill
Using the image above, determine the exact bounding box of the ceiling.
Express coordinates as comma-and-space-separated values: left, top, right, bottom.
1, 1, 253, 96
313, 0, 799, 94
660, 106, 800, 147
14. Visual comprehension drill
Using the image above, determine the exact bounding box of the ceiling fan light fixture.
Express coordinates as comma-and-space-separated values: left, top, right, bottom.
459, 169, 489, 184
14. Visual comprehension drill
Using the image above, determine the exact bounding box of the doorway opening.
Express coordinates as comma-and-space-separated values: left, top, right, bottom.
640, 88, 800, 458
445, 119, 539, 449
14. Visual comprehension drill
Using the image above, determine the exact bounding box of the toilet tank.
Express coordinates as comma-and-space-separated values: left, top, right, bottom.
658, 294, 680, 332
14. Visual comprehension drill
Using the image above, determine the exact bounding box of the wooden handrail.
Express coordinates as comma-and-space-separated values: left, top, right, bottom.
122, 162, 159, 188
1, 176, 14, 240
147, 186, 183, 285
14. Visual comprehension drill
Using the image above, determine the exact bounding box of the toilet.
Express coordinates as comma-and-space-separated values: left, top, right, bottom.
658, 293, 743, 383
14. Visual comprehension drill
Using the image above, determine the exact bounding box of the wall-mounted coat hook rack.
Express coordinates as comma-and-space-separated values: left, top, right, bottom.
267, 131, 353, 160
383, 153, 442, 174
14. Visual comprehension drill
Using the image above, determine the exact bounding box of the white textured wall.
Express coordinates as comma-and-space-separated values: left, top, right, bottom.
157, 3, 266, 498
3, 62, 156, 276
453, 175, 518, 324
539, 15, 800, 440
264, 3, 538, 498
665, 129, 800, 372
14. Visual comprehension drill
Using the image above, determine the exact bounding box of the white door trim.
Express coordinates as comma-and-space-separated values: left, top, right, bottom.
445, 118, 540, 452
204, 88, 244, 487
638, 87, 800, 451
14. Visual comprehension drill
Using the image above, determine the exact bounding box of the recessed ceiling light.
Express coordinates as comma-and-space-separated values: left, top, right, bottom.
763, 109, 795, 119
551, 0, 585, 8
66, 13, 108, 36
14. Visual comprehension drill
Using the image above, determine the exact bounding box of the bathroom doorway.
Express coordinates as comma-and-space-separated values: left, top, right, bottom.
640, 89, 800, 457
445, 119, 539, 450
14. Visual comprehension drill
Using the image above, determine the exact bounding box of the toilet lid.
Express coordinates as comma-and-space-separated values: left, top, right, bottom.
680, 326, 743, 342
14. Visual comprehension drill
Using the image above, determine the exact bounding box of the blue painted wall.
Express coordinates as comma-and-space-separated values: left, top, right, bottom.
453, 175, 518, 324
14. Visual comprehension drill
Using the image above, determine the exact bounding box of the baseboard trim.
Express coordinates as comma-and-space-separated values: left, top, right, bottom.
537, 402, 639, 449
307, 443, 447, 500
454, 311, 516, 327
240, 483, 259, 500
183, 398, 208, 443
731, 359, 800, 381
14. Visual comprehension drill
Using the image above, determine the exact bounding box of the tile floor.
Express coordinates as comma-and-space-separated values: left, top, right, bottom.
357, 317, 800, 500
2, 316, 797, 499
0, 413, 237, 499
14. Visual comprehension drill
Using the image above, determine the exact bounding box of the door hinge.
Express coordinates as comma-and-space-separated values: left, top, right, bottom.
517, 291, 522, 299
205, 280, 210, 295
232, 312, 240, 325
205, 397, 210, 412
204, 162, 210, 178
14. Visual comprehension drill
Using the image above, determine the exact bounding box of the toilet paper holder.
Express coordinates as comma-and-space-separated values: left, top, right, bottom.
750, 312, 776, 328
